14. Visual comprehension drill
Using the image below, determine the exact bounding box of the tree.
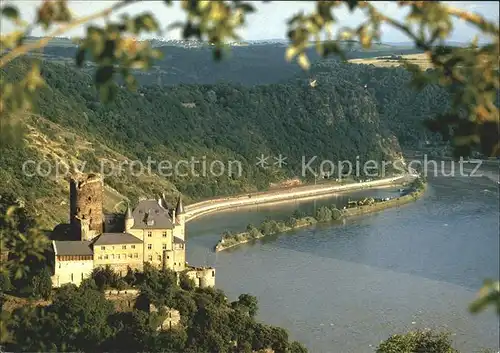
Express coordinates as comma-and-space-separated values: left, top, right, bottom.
316, 206, 333, 222
179, 271, 196, 291
0, 0, 498, 342
30, 266, 52, 300
376, 330, 459, 353
232, 293, 258, 318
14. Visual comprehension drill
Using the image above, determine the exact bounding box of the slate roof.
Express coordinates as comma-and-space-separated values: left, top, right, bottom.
173, 236, 185, 244
93, 233, 143, 245
53, 240, 93, 256
131, 200, 174, 229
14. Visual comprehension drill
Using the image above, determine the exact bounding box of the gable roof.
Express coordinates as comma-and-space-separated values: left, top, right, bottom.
131, 200, 174, 229
53, 240, 93, 256
93, 233, 143, 245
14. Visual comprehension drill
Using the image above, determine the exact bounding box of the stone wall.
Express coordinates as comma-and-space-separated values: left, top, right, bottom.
69, 173, 104, 239
185, 267, 216, 288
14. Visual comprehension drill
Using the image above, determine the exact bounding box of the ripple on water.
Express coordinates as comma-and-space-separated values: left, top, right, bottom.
187, 176, 499, 353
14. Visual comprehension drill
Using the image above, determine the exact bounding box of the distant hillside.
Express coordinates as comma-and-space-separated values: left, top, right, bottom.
34, 41, 423, 86
1, 57, 406, 226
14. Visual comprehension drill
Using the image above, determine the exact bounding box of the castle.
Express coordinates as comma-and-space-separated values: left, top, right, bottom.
51, 173, 215, 288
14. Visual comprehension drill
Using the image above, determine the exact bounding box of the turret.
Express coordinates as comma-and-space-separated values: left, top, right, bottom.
175, 196, 184, 223
124, 204, 134, 232
174, 196, 185, 240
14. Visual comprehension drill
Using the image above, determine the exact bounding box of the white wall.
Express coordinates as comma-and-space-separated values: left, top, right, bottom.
52, 258, 93, 287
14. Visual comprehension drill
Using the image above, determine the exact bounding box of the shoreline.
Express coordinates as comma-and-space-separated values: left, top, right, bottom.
185, 175, 411, 223
215, 180, 427, 252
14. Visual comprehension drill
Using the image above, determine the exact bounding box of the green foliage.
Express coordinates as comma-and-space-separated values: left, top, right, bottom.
0, 271, 12, 293
316, 206, 333, 222
179, 271, 196, 291
30, 266, 52, 300
469, 279, 500, 316
376, 330, 459, 353
232, 293, 258, 318
0, 192, 49, 281
260, 219, 280, 236
5, 264, 306, 352
91, 265, 121, 290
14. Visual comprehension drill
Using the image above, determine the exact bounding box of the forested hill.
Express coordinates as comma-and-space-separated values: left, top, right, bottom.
1, 58, 403, 226
38, 42, 423, 86
305, 60, 451, 147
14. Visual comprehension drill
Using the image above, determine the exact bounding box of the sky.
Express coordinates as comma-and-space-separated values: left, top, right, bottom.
1, 1, 499, 43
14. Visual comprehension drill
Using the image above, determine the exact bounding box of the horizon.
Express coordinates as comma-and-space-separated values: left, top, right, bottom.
1, 1, 499, 43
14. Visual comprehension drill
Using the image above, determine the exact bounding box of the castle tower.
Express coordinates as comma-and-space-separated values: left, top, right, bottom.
174, 196, 185, 241
69, 173, 103, 241
124, 204, 134, 232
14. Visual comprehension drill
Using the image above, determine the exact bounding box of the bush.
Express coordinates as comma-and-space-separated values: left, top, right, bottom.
179, 272, 196, 291
376, 330, 459, 353
331, 208, 343, 221
285, 216, 298, 228
31, 267, 52, 300
0, 272, 12, 293
315, 206, 333, 222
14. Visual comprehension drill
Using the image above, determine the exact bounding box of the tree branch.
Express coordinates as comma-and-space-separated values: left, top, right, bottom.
0, 0, 134, 68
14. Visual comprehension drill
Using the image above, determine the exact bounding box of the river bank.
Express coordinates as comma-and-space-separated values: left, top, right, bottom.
185, 175, 411, 222
214, 178, 427, 252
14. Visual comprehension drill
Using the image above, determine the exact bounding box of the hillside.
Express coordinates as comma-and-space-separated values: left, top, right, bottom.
35, 42, 423, 86
1, 57, 408, 227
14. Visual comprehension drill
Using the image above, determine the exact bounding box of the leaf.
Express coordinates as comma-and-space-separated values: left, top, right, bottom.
95, 65, 114, 86
213, 48, 222, 61
285, 46, 299, 62
75, 48, 86, 67
344, 0, 358, 11
297, 53, 310, 70
236, 3, 255, 13
1, 5, 19, 21
99, 82, 118, 104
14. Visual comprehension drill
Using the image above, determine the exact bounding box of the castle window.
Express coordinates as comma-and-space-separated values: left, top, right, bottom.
122, 253, 125, 259
122, 245, 126, 249
128, 254, 132, 258
134, 253, 138, 258
101, 246, 105, 250
148, 255, 152, 261
131, 245, 135, 249
71, 273, 74, 282
112, 246, 115, 250
148, 244, 152, 250
157, 255, 161, 261
162, 231, 167, 237
167, 256, 170, 259
212, 271, 215, 277
98, 255, 102, 260
147, 231, 152, 237
104, 255, 108, 260
111, 254, 115, 259
162, 244, 167, 250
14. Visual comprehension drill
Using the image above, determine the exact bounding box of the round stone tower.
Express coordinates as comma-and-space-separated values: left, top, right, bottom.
69, 173, 104, 240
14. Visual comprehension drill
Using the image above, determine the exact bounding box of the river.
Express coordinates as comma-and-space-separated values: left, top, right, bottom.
186, 162, 499, 353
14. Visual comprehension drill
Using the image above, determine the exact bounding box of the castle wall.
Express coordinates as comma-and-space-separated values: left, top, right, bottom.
172, 220, 185, 241
185, 267, 216, 288
69, 173, 104, 239
140, 228, 174, 268
93, 243, 144, 276
52, 255, 93, 287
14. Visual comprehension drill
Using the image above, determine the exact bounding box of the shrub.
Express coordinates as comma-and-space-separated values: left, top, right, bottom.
376, 330, 459, 353
315, 206, 333, 222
